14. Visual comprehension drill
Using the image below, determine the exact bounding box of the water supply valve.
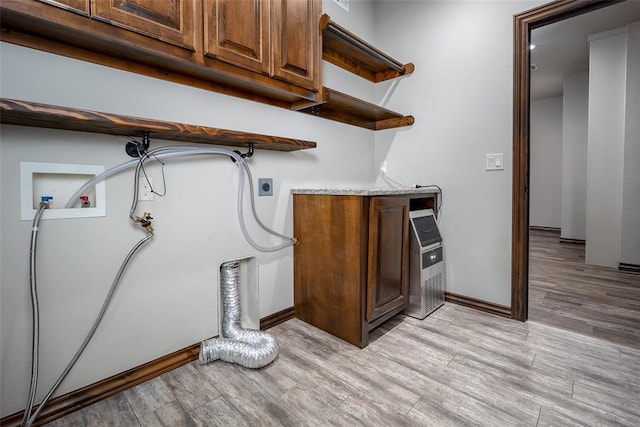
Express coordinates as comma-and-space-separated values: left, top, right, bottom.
140, 212, 154, 233
80, 196, 91, 208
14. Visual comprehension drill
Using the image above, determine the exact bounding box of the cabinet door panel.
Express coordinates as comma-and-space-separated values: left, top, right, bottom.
90, 0, 196, 50
271, 0, 320, 91
204, 0, 270, 75
39, 0, 89, 16
366, 197, 409, 322
294, 195, 369, 348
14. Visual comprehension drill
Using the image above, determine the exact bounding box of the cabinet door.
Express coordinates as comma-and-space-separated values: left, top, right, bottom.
90, 0, 196, 50
366, 197, 409, 322
271, 0, 320, 91
204, 0, 270, 75
39, 0, 89, 16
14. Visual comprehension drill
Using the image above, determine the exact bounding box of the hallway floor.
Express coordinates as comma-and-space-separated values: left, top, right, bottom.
46, 303, 640, 426
529, 228, 640, 349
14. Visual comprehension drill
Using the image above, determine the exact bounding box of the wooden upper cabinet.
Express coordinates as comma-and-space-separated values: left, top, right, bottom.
204, 0, 270, 75
271, 0, 320, 91
90, 0, 196, 50
366, 197, 409, 322
38, 0, 89, 16
203, 0, 320, 91
1, 0, 322, 115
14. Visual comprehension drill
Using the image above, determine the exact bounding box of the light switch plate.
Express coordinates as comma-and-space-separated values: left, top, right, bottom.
486, 153, 504, 171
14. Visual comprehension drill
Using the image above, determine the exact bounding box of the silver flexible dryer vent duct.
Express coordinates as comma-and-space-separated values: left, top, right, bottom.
199, 262, 278, 369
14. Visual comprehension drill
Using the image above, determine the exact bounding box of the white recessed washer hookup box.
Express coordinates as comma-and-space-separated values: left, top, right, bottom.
20, 162, 106, 220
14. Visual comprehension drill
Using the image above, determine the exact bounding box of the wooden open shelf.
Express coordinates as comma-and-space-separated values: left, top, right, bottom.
310, 14, 415, 130
320, 14, 414, 83
297, 88, 414, 131
0, 98, 316, 152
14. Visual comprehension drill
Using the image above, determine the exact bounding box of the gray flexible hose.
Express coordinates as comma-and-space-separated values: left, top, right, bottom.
66, 145, 296, 251
241, 161, 291, 241
23, 145, 287, 422
199, 261, 278, 369
24, 232, 153, 426
22, 201, 49, 427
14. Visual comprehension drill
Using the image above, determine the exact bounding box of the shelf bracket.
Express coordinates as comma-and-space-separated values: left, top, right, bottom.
125, 131, 151, 158
232, 143, 255, 162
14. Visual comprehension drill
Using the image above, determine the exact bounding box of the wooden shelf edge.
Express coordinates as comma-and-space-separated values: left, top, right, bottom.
375, 115, 415, 131
0, 98, 316, 151
320, 13, 413, 83
373, 63, 415, 83
297, 88, 414, 131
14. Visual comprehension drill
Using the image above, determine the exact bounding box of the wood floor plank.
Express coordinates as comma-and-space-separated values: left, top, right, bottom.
43, 410, 85, 427
405, 396, 477, 427
122, 376, 175, 421
529, 229, 640, 349
338, 394, 414, 426
532, 351, 640, 393
137, 401, 195, 427
357, 346, 541, 424
620, 345, 640, 364
232, 394, 300, 427
188, 396, 247, 427
278, 384, 363, 426
279, 330, 421, 415
193, 360, 272, 406
405, 381, 532, 427
43, 303, 640, 427
160, 363, 220, 412
572, 379, 640, 425
71, 393, 140, 427
536, 406, 590, 427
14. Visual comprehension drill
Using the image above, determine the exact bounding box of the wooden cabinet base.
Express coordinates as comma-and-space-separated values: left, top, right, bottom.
294, 193, 422, 348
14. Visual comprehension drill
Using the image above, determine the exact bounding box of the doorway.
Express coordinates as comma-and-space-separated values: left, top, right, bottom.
511, 0, 636, 322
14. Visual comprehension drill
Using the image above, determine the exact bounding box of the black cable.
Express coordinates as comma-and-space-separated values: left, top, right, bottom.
136, 145, 167, 197
415, 184, 443, 217
379, 170, 443, 217
141, 153, 167, 197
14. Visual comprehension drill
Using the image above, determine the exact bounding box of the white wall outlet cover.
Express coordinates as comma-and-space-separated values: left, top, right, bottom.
331, 0, 349, 12
486, 153, 505, 171
20, 162, 106, 220
138, 176, 154, 201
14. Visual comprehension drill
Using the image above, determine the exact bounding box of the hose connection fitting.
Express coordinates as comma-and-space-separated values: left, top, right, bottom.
41, 196, 53, 205
134, 212, 154, 233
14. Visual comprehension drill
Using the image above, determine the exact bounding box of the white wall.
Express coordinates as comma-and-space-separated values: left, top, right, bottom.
0, 17, 377, 414
561, 72, 589, 240
371, 0, 546, 306
322, 0, 376, 102
586, 28, 627, 268
1, 0, 557, 416
621, 21, 640, 265
530, 96, 563, 229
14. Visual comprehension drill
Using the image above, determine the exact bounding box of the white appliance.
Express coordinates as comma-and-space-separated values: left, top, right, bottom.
403, 209, 445, 319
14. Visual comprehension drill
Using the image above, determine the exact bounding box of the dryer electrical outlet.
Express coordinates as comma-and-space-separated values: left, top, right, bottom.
20, 162, 106, 220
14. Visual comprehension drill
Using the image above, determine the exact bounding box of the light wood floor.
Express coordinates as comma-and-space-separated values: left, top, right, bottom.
46, 303, 640, 426
529, 228, 640, 349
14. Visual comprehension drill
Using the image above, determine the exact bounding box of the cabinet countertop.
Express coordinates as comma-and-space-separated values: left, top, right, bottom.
291, 187, 439, 196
